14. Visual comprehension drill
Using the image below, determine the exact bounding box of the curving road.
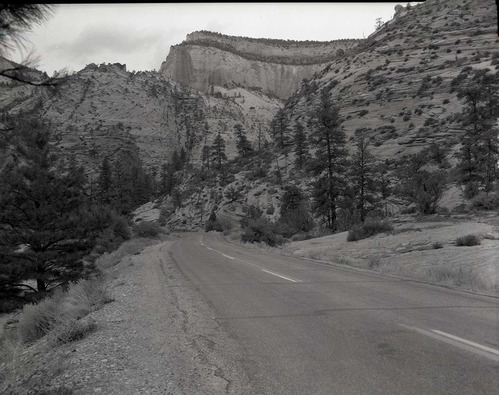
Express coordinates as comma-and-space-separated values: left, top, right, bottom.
167, 232, 499, 394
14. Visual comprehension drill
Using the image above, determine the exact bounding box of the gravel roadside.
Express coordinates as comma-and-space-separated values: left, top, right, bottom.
1, 235, 253, 394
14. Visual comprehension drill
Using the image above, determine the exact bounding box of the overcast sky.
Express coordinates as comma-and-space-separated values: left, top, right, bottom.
11, 2, 423, 75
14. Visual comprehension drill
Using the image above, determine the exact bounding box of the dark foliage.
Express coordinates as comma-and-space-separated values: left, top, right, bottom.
0, 118, 112, 298
347, 220, 394, 242
455, 234, 481, 246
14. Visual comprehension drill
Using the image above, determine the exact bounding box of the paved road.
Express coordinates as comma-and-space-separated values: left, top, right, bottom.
167, 232, 499, 394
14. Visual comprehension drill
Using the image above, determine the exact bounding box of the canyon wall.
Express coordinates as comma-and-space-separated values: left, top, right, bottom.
160, 31, 361, 100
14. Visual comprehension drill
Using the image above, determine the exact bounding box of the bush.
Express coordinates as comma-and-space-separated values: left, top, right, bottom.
240, 218, 284, 247
113, 216, 131, 240
432, 241, 443, 249
17, 279, 108, 344
347, 220, 393, 242
18, 293, 62, 344
132, 221, 162, 238
94, 213, 131, 254
456, 234, 481, 246
205, 219, 223, 232
470, 192, 499, 210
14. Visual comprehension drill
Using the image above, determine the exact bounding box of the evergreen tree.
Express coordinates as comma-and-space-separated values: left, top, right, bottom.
308, 90, 348, 231
350, 128, 379, 222
211, 132, 227, 171
453, 68, 499, 197
293, 120, 309, 170
396, 152, 448, 214
0, 118, 111, 295
97, 155, 113, 204
234, 123, 253, 158
270, 108, 290, 150
277, 184, 314, 236
201, 144, 211, 170
160, 162, 174, 195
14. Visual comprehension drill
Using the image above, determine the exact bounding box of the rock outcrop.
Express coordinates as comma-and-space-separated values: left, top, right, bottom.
160, 31, 361, 100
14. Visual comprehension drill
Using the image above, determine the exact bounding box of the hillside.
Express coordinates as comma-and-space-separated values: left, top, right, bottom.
280, 0, 497, 162
0, 62, 280, 173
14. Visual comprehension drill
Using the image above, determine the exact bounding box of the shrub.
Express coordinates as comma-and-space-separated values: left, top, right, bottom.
347, 220, 393, 242
113, 216, 131, 240
240, 218, 284, 247
432, 241, 443, 249
456, 234, 481, 246
470, 192, 499, 210
17, 279, 108, 345
132, 221, 162, 238
205, 219, 223, 232
367, 256, 381, 269
18, 294, 62, 344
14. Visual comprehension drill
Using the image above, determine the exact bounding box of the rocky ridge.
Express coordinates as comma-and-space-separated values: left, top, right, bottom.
160, 31, 360, 99
0, 62, 280, 173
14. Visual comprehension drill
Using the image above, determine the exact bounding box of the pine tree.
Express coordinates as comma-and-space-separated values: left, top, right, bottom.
270, 108, 290, 150
350, 128, 379, 222
211, 132, 227, 171
97, 155, 113, 204
201, 144, 211, 170
453, 68, 499, 197
293, 120, 309, 170
234, 123, 253, 158
308, 90, 348, 231
0, 118, 111, 295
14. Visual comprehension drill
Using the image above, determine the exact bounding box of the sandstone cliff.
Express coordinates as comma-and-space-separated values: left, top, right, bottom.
160, 32, 360, 100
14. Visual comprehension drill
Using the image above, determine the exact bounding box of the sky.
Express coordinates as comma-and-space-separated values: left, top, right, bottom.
11, 2, 423, 75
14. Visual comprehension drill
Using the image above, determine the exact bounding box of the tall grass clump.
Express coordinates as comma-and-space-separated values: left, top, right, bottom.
426, 265, 485, 289
455, 234, 481, 246
347, 220, 393, 242
16, 279, 109, 345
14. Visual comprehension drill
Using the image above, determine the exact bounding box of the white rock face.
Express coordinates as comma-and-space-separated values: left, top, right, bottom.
159, 32, 361, 100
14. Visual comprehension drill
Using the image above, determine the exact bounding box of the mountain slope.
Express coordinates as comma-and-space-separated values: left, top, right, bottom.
279, 0, 498, 161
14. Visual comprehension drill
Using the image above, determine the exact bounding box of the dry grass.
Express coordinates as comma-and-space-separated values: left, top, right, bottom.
96, 237, 155, 270
16, 279, 109, 346
425, 265, 486, 289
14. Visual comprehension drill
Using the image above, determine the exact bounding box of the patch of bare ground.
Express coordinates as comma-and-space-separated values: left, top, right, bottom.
1, 234, 251, 394
282, 214, 499, 295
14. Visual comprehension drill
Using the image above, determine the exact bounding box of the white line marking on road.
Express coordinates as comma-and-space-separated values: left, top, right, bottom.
399, 324, 499, 362
430, 329, 499, 356
200, 236, 303, 282
261, 269, 301, 283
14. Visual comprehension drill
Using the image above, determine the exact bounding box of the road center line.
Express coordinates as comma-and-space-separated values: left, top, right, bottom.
200, 236, 302, 282
399, 324, 499, 362
261, 269, 301, 283
430, 329, 499, 356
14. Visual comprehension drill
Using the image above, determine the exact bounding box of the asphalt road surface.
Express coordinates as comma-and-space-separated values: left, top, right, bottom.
167, 232, 499, 394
